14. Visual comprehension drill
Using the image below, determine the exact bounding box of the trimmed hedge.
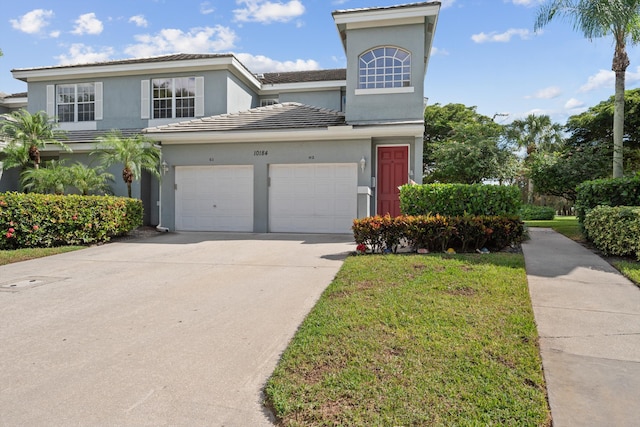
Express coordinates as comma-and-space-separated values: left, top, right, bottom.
519, 204, 555, 220
352, 214, 524, 254
0, 192, 143, 249
399, 183, 521, 217
575, 176, 640, 224
583, 206, 640, 260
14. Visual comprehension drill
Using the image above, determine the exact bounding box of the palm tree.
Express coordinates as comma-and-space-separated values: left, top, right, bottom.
68, 162, 114, 195
20, 160, 72, 194
0, 109, 69, 169
535, 0, 640, 178
92, 130, 160, 198
505, 114, 564, 203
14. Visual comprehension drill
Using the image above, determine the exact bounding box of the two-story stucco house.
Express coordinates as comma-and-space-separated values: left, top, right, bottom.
1, 2, 440, 233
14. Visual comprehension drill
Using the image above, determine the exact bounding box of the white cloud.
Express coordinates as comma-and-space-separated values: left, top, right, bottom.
200, 2, 215, 14
56, 43, 114, 65
509, 0, 544, 6
579, 69, 613, 92
235, 53, 320, 73
564, 98, 585, 109
430, 47, 450, 56
124, 26, 237, 57
10, 9, 54, 34
440, 0, 456, 8
234, 0, 305, 24
471, 28, 534, 43
72, 13, 103, 35
50, 30, 61, 38
526, 86, 562, 99
129, 15, 148, 28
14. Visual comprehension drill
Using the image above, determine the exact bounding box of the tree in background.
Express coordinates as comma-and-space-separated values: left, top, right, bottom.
504, 114, 564, 203
92, 131, 160, 198
0, 109, 68, 170
423, 103, 517, 184
535, 0, 640, 178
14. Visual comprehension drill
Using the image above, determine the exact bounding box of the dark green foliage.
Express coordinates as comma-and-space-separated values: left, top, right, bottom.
0, 192, 142, 249
575, 176, 640, 224
519, 204, 555, 220
400, 183, 521, 217
584, 206, 640, 259
352, 215, 524, 253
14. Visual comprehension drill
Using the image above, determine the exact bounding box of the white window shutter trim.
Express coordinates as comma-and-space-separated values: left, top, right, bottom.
46, 85, 55, 118
141, 80, 150, 119
94, 82, 103, 120
195, 76, 204, 117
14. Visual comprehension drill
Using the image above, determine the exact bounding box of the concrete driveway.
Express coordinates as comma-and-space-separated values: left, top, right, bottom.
0, 232, 354, 426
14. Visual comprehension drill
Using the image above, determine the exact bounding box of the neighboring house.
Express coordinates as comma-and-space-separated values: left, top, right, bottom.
1, 1, 440, 233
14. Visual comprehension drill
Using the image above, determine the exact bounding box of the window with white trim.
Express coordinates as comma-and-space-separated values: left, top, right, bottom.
358, 47, 411, 89
56, 83, 96, 122
152, 77, 196, 119
260, 99, 278, 107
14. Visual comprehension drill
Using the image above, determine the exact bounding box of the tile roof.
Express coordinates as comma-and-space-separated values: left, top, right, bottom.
11, 53, 234, 72
144, 102, 345, 134
55, 128, 145, 144
2, 92, 27, 99
332, 1, 440, 15
258, 69, 346, 84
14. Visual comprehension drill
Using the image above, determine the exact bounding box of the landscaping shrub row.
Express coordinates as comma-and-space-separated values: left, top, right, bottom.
519, 204, 555, 220
575, 176, 640, 224
352, 214, 524, 254
0, 192, 143, 249
399, 183, 521, 217
584, 206, 640, 260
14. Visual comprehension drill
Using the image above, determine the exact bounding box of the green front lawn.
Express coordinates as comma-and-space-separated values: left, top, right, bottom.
525, 216, 582, 241
265, 253, 550, 426
0, 246, 84, 266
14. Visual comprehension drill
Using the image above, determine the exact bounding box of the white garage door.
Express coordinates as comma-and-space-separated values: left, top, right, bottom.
269, 163, 357, 233
175, 165, 253, 232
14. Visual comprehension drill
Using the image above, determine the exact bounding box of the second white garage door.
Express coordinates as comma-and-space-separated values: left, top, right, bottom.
269, 163, 357, 233
175, 165, 253, 231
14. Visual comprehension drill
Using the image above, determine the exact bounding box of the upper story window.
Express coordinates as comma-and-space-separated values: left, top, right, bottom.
260, 99, 278, 107
358, 47, 411, 89
152, 77, 196, 119
56, 83, 96, 122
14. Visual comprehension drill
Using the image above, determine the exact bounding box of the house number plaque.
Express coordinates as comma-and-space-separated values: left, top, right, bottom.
254, 150, 268, 156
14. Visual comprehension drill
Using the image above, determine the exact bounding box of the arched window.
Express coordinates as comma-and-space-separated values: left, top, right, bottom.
358, 47, 411, 89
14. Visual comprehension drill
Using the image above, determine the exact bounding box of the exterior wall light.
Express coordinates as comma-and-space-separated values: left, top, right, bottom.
360, 156, 366, 172
161, 160, 169, 174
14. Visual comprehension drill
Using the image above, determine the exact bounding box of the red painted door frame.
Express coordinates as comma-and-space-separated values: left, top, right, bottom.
376, 145, 409, 217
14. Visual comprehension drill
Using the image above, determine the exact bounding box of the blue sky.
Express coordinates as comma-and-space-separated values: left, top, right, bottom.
2, 0, 640, 125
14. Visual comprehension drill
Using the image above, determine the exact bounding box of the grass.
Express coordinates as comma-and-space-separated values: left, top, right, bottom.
265, 253, 551, 426
612, 260, 640, 285
524, 216, 583, 241
0, 246, 84, 266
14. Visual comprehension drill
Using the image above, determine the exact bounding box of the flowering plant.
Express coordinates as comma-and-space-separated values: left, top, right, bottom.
356, 243, 367, 254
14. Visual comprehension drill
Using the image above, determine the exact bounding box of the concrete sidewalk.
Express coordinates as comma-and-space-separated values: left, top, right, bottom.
522, 228, 640, 427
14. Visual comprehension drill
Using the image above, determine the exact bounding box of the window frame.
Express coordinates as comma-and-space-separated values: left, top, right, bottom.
357, 46, 413, 94
56, 83, 96, 123
152, 77, 197, 120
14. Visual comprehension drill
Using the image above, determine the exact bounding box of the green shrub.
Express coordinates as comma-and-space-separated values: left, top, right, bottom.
519, 204, 555, 220
399, 183, 521, 217
575, 176, 640, 224
583, 206, 640, 259
0, 192, 143, 249
352, 215, 524, 254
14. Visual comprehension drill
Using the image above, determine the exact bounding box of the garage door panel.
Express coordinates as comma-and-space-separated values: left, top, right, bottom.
269, 163, 357, 233
176, 166, 253, 232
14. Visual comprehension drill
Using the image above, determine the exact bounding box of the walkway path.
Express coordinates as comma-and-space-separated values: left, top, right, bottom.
522, 228, 640, 427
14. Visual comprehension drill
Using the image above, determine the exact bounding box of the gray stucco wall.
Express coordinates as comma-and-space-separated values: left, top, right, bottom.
27, 70, 258, 130
159, 138, 372, 232
344, 23, 427, 124
278, 90, 343, 111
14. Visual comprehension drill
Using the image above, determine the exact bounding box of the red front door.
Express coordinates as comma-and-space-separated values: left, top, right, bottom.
377, 146, 408, 217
